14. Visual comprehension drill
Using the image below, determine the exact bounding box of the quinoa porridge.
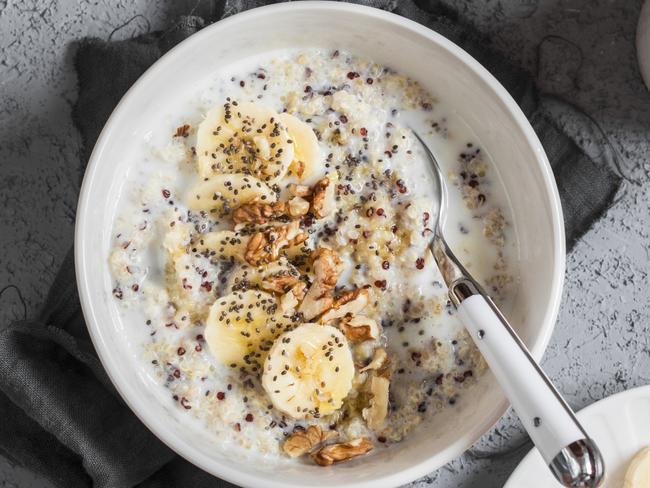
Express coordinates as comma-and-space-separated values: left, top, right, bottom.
109, 48, 518, 464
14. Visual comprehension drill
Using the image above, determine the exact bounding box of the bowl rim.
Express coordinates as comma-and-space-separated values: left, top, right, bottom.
75, 2, 566, 487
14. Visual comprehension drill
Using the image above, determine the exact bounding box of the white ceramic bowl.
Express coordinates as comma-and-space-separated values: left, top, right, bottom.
75, 2, 565, 487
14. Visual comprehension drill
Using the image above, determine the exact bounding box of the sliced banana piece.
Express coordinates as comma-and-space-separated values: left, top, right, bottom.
624, 446, 650, 488
196, 101, 294, 183
278, 112, 323, 185
205, 289, 295, 373
186, 173, 276, 214
262, 323, 354, 419
225, 258, 298, 293
191, 230, 249, 263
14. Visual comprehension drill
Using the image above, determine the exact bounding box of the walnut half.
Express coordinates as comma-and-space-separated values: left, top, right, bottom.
311, 177, 336, 219
340, 315, 380, 342
232, 201, 287, 225
359, 347, 389, 374
283, 425, 338, 458
298, 247, 341, 320
245, 221, 308, 266
320, 288, 369, 323
260, 272, 301, 294
288, 196, 310, 217
280, 281, 307, 315
310, 438, 374, 466
289, 183, 312, 198
362, 375, 390, 431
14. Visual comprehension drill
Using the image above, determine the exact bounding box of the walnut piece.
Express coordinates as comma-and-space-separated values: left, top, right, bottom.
293, 160, 306, 178
310, 438, 373, 466
174, 123, 190, 138
280, 281, 307, 314
232, 201, 287, 225
362, 375, 390, 431
359, 347, 389, 373
298, 248, 341, 320
245, 233, 269, 266
340, 315, 380, 342
260, 272, 301, 294
245, 221, 308, 266
320, 288, 369, 323
288, 196, 310, 217
335, 287, 369, 308
311, 177, 336, 219
289, 183, 312, 198
283, 425, 338, 458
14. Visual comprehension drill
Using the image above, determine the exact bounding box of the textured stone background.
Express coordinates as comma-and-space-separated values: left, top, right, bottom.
1, 0, 649, 486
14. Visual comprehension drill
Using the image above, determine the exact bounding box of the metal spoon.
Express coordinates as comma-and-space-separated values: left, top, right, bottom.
412, 130, 605, 488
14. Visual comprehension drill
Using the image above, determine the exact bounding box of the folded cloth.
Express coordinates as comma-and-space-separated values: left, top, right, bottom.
0, 1, 622, 487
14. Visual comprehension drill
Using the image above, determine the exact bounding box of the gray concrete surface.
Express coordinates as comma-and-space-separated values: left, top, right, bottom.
1, 0, 649, 487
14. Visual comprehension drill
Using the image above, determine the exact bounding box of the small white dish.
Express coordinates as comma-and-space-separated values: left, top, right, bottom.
505, 385, 650, 487
75, 2, 565, 487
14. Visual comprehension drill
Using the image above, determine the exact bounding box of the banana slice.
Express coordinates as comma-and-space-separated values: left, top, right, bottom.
186, 173, 276, 214
262, 323, 354, 419
191, 230, 248, 263
624, 446, 650, 488
205, 289, 295, 373
277, 113, 323, 185
226, 258, 298, 293
196, 101, 294, 183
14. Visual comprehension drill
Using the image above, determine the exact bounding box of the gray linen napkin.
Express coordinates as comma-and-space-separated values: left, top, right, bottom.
0, 1, 622, 487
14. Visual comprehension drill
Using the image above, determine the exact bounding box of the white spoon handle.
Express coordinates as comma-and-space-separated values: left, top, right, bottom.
449, 281, 604, 487
456, 293, 584, 462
